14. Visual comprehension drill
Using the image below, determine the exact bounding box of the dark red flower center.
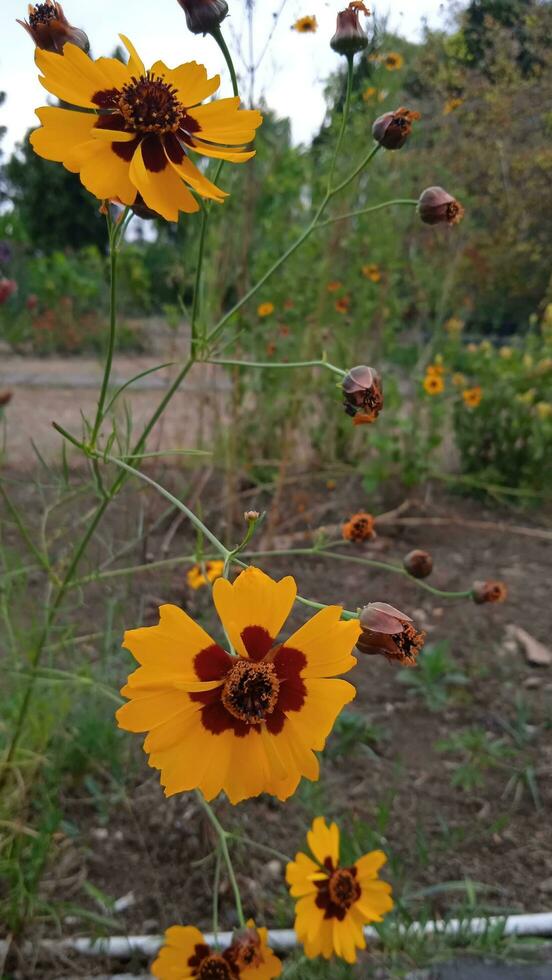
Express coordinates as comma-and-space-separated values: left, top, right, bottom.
118, 72, 185, 134
221, 660, 280, 723
315, 863, 361, 921
198, 955, 234, 980
29, 2, 57, 26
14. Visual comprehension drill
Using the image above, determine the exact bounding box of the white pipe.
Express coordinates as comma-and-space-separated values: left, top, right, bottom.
1, 912, 551, 963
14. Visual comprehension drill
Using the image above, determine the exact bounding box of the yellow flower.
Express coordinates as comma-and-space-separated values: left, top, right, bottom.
287, 817, 393, 964
462, 386, 482, 408
499, 346, 513, 359
383, 51, 403, 70
186, 560, 225, 590
426, 361, 445, 377
152, 920, 281, 980
257, 302, 275, 317
362, 86, 378, 102
443, 97, 463, 115
536, 402, 552, 420
444, 316, 464, 336
116, 567, 360, 804
30, 37, 262, 222
423, 373, 445, 395
292, 15, 317, 33
452, 372, 466, 387
361, 263, 381, 283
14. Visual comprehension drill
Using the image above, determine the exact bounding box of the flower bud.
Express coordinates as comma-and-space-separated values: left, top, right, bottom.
330, 2, 370, 56
403, 549, 433, 579
342, 511, 375, 542
418, 186, 465, 226
342, 364, 383, 424
176, 0, 228, 35
372, 107, 420, 150
226, 927, 263, 972
357, 602, 425, 666
472, 581, 507, 605
17, 2, 89, 53
244, 510, 260, 522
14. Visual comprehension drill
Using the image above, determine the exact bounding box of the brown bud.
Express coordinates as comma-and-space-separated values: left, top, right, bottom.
0, 390, 13, 407
244, 510, 260, 522
356, 602, 425, 666
342, 364, 383, 423
418, 186, 465, 226
342, 512, 375, 542
176, 0, 228, 34
330, 2, 370, 56
226, 927, 263, 972
403, 549, 433, 579
17, 2, 89, 53
472, 580, 507, 605
372, 107, 420, 149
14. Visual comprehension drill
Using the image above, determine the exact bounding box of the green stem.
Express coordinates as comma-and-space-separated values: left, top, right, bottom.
91, 230, 118, 445
327, 54, 354, 192
227, 833, 292, 864
316, 198, 418, 229
331, 141, 380, 196
207, 357, 346, 377
0, 484, 52, 577
196, 792, 245, 927
212, 848, 222, 943
211, 26, 240, 98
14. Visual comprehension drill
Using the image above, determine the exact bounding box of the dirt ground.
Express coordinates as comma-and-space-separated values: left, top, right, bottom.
3, 472, 551, 979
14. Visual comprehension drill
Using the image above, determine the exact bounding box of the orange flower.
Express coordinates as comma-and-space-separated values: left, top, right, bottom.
342, 512, 375, 542
383, 51, 403, 70
152, 920, 281, 979
462, 386, 482, 408
335, 296, 350, 314
361, 263, 381, 282
292, 15, 317, 33
257, 302, 275, 317
423, 373, 444, 395
443, 97, 463, 115
327, 280, 342, 293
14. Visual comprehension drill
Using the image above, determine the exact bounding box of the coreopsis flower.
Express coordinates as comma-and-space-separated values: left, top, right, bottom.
342, 365, 383, 423
361, 263, 381, 282
293, 15, 317, 33
342, 512, 375, 543
0, 279, 17, 304
257, 302, 275, 317
452, 372, 466, 387
403, 549, 433, 579
176, 0, 229, 36
330, 2, 370, 57
152, 921, 281, 980
362, 86, 378, 102
335, 296, 350, 314
30, 37, 262, 222
472, 581, 507, 605
17, 1, 89, 53
383, 51, 403, 70
286, 817, 393, 964
356, 602, 425, 666
186, 560, 225, 590
427, 362, 444, 377
423, 373, 444, 395
443, 97, 463, 115
462, 386, 482, 408
116, 567, 360, 804
327, 280, 342, 293
372, 107, 420, 150
418, 186, 465, 226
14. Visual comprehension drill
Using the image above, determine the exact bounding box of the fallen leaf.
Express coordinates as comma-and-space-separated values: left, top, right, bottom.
506, 624, 552, 667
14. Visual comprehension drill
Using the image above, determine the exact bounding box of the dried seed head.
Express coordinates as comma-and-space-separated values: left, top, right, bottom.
342, 512, 375, 542
17, 2, 89, 52
372, 107, 420, 149
357, 602, 425, 666
418, 186, 465, 226
472, 580, 508, 605
330, 2, 370, 56
342, 365, 383, 423
403, 549, 433, 579
176, 0, 229, 34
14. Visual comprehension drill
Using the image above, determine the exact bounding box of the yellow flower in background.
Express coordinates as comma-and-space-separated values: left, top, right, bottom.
257, 302, 275, 317
361, 263, 381, 283
444, 316, 464, 336
427, 361, 444, 377
116, 567, 360, 804
186, 560, 225, 590
452, 372, 466, 387
287, 817, 393, 964
423, 373, 445, 395
152, 921, 281, 980
362, 86, 378, 102
30, 37, 262, 221
462, 386, 482, 408
383, 51, 404, 70
499, 346, 513, 359
536, 402, 552, 420
443, 97, 463, 115
292, 15, 317, 32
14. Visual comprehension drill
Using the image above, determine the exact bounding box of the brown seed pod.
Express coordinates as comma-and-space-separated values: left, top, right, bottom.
372, 107, 420, 150
418, 186, 465, 226
342, 365, 383, 422
330, 2, 370, 56
356, 602, 425, 666
472, 580, 508, 604
17, 2, 89, 53
403, 549, 433, 579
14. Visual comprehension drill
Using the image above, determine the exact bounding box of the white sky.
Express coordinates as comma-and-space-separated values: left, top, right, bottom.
1, 1, 450, 155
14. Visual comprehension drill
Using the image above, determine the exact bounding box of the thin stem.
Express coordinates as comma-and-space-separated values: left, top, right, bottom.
190, 203, 210, 358
207, 357, 346, 377
212, 26, 240, 97
331, 141, 380, 196
0, 484, 52, 576
227, 833, 292, 864
91, 229, 118, 445
212, 848, 222, 944
317, 198, 418, 229
196, 792, 245, 927
327, 54, 354, 192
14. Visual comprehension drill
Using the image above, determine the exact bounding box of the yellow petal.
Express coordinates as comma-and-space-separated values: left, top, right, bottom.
212, 567, 296, 658
119, 34, 145, 78
190, 140, 256, 164
129, 141, 199, 221
191, 98, 263, 144
77, 140, 137, 206
36, 43, 117, 108
307, 816, 340, 867
355, 850, 387, 881
115, 690, 189, 733
122, 604, 216, 679
151, 60, 220, 107
286, 851, 320, 896
290, 677, 356, 751
167, 152, 226, 203
284, 606, 360, 678
30, 106, 94, 164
